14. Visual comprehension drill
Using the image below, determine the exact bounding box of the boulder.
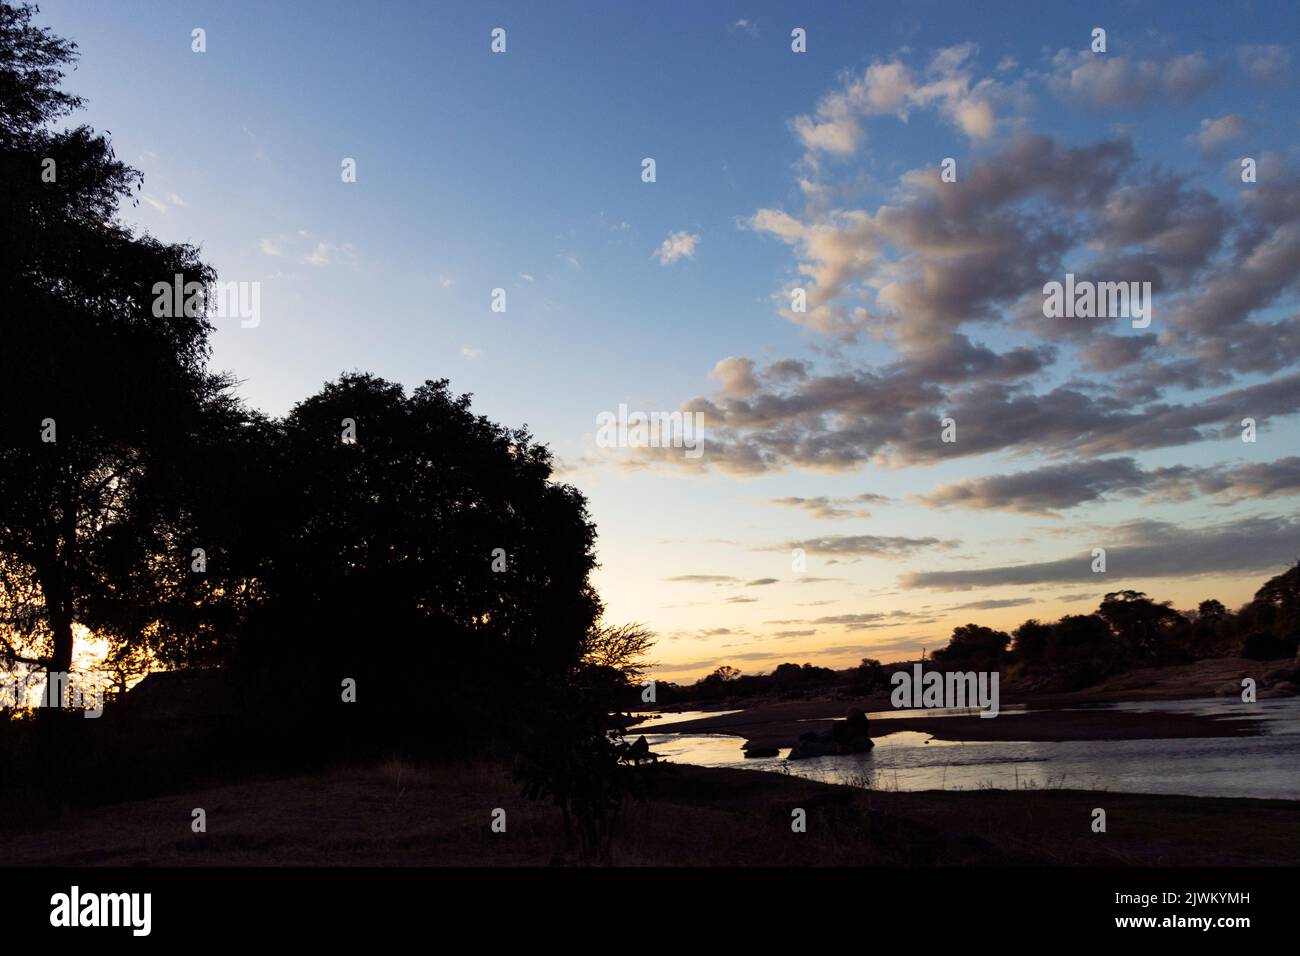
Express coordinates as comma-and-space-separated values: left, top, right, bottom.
787, 710, 874, 760
626, 735, 660, 762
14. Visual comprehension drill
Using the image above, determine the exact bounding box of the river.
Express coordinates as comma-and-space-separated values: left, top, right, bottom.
631, 697, 1300, 799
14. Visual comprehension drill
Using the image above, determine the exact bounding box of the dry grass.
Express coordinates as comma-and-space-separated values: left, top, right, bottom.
3, 758, 1296, 867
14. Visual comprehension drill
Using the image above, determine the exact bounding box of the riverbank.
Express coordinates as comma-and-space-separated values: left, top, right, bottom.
3, 758, 1297, 866
629, 655, 1293, 752
629, 702, 1264, 752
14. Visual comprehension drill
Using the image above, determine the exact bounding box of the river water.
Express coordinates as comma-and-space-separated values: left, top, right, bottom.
630, 697, 1300, 799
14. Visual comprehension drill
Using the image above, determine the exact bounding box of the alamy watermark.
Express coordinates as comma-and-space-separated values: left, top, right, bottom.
595, 403, 705, 459
152, 273, 260, 328
1, 671, 103, 717
890, 664, 1000, 718
1042, 273, 1151, 329
50, 886, 151, 936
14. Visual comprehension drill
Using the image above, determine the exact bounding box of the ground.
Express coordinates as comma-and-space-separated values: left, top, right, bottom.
3, 758, 1297, 866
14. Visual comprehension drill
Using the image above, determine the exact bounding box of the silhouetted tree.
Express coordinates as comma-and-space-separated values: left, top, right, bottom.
1198, 599, 1227, 622
1043, 613, 1120, 687
1011, 619, 1053, 667
931, 623, 1010, 670
0, 2, 221, 704
1246, 560, 1300, 642
235, 373, 602, 746
1098, 590, 1184, 662
706, 665, 741, 683
850, 657, 886, 695
580, 622, 654, 686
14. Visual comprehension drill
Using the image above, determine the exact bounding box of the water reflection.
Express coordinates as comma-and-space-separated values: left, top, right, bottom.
633, 697, 1300, 799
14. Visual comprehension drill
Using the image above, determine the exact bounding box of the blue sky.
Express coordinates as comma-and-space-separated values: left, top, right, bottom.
36, 1, 1300, 679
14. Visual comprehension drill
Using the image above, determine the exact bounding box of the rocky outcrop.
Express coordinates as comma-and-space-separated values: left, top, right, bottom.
787, 709, 874, 760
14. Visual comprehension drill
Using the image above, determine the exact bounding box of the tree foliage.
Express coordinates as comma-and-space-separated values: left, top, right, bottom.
0, 1, 220, 698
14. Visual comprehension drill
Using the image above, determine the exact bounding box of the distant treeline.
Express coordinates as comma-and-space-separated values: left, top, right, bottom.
648, 567, 1300, 705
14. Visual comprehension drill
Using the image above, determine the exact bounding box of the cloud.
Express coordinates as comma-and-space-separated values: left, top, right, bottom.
900, 515, 1300, 590
653, 231, 700, 265
616, 48, 1300, 504
260, 231, 359, 269
1047, 48, 1222, 107
1078, 333, 1158, 371
665, 574, 740, 584
746, 578, 779, 586
709, 357, 757, 397
811, 610, 938, 630
302, 242, 357, 267
1151, 457, 1300, 503
947, 598, 1037, 610
1238, 44, 1292, 86
791, 44, 1028, 159
1195, 114, 1245, 155
769, 493, 889, 520
749, 133, 1136, 341
460, 346, 481, 359
775, 534, 957, 559
914, 457, 1150, 514
142, 193, 185, 214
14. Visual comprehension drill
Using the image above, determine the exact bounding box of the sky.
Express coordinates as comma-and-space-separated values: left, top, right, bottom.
34, 0, 1300, 681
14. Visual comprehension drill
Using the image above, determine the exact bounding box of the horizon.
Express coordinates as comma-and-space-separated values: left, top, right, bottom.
30, 0, 1300, 682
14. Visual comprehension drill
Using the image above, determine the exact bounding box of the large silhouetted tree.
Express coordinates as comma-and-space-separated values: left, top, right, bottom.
0, 2, 222, 703
234, 373, 603, 746
1098, 590, 1183, 662
1246, 561, 1300, 639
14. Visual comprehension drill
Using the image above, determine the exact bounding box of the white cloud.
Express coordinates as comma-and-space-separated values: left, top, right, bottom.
142, 193, 186, 215
791, 44, 1024, 159
301, 241, 357, 268
654, 230, 700, 265
1195, 114, 1245, 154
709, 356, 757, 396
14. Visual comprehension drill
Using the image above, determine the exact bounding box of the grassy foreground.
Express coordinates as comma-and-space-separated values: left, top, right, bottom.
3, 758, 1297, 867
